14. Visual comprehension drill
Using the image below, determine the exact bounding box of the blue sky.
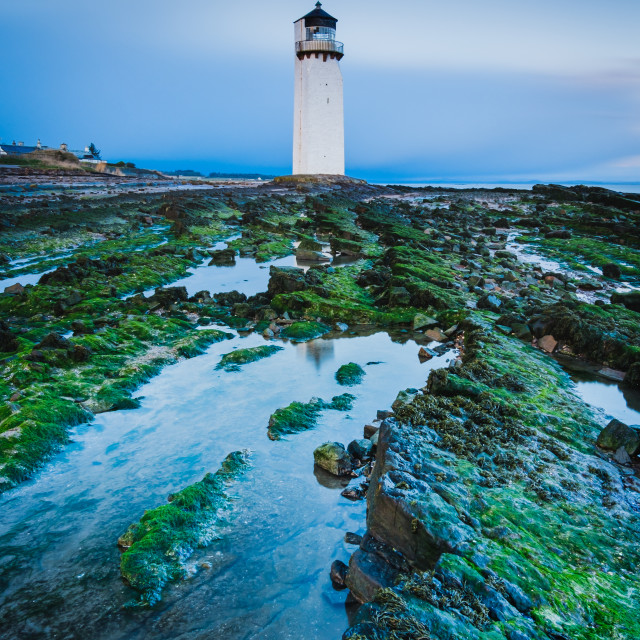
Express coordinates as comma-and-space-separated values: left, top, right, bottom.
1, 0, 638, 182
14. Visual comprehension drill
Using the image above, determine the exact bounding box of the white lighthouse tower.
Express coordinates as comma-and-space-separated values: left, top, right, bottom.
292, 2, 345, 176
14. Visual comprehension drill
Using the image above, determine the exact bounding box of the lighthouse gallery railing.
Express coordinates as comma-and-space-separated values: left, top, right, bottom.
295, 40, 344, 55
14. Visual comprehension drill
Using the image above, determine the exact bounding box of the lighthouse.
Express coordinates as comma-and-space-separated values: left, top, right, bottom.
292, 2, 345, 176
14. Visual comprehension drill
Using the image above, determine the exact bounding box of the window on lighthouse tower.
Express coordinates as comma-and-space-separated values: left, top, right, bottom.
306, 26, 336, 41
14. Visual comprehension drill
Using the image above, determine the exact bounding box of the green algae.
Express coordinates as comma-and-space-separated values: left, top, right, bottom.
215, 345, 283, 371
349, 315, 640, 640
336, 363, 366, 386
280, 321, 331, 342
267, 393, 355, 440
118, 450, 250, 606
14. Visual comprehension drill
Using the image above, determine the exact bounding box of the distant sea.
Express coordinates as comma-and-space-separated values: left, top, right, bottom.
380, 182, 640, 194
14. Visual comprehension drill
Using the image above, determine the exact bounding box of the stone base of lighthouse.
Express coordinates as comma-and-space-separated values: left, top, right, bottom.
293, 54, 345, 176
273, 174, 365, 186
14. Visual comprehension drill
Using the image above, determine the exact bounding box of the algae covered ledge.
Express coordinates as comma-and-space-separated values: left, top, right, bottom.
118, 450, 251, 606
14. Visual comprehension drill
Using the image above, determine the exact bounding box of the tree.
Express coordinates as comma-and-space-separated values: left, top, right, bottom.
88, 143, 101, 160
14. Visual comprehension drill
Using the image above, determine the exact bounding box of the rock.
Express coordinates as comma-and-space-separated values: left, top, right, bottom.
369, 430, 379, 449
334, 322, 349, 332
425, 328, 447, 342
344, 549, 398, 603
537, 335, 557, 353
38, 332, 70, 349
468, 275, 485, 288
624, 362, 640, 389
413, 313, 438, 330
330, 559, 348, 588
602, 263, 621, 279
376, 409, 393, 420
596, 419, 640, 456
0, 328, 18, 352
388, 286, 411, 306
348, 439, 373, 460
544, 229, 571, 239
151, 286, 188, 306
267, 266, 306, 296
512, 322, 533, 342
611, 291, 640, 312
614, 446, 632, 465
296, 248, 330, 262
477, 294, 502, 312
215, 290, 247, 306
363, 424, 379, 439
4, 283, 24, 295
341, 485, 366, 501
314, 442, 353, 476
392, 388, 419, 411
208, 248, 236, 266
418, 346, 434, 361
345, 532, 363, 545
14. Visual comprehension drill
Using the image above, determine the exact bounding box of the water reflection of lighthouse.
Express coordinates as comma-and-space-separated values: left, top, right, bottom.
296, 339, 335, 369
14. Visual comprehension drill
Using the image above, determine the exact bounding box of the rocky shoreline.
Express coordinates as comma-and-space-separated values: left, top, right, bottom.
1, 170, 640, 637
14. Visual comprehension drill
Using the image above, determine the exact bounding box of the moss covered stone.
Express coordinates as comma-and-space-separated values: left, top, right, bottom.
280, 321, 331, 342
118, 450, 250, 606
215, 345, 283, 372
268, 393, 355, 440
336, 363, 366, 386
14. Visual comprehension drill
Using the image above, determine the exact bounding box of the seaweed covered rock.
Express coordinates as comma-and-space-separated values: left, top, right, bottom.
268, 393, 355, 440
611, 290, 640, 313
215, 345, 283, 372
624, 362, 640, 389
313, 442, 353, 476
342, 320, 640, 640
281, 321, 331, 342
267, 265, 306, 296
596, 419, 640, 455
335, 362, 366, 386
208, 248, 236, 266
118, 450, 250, 605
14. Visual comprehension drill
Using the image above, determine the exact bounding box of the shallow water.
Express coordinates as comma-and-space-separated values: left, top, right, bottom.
140, 251, 358, 299
0, 322, 453, 639
571, 376, 640, 426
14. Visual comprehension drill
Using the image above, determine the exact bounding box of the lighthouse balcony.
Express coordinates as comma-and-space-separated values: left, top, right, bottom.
296, 39, 344, 59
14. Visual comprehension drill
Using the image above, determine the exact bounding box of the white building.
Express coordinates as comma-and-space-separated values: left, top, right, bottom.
292, 2, 345, 176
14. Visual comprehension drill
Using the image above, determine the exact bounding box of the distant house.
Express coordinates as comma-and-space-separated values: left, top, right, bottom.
0, 140, 41, 156
0, 140, 103, 163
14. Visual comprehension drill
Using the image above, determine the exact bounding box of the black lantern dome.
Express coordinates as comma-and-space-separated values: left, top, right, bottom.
299, 2, 338, 29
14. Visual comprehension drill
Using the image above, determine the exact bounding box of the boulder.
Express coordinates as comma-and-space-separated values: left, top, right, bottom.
363, 424, 379, 439
388, 286, 411, 307
602, 263, 621, 279
477, 294, 503, 312
391, 389, 419, 412
314, 442, 353, 476
208, 248, 236, 266
624, 362, 640, 389
296, 248, 330, 262
4, 283, 24, 295
347, 439, 374, 460
330, 559, 348, 588
267, 266, 306, 296
344, 549, 398, 603
611, 291, 640, 313
596, 419, 640, 456
537, 335, 558, 353
413, 313, 438, 330
544, 229, 571, 239
425, 328, 447, 342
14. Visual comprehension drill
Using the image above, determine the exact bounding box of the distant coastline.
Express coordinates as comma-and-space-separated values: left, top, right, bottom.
379, 181, 640, 194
